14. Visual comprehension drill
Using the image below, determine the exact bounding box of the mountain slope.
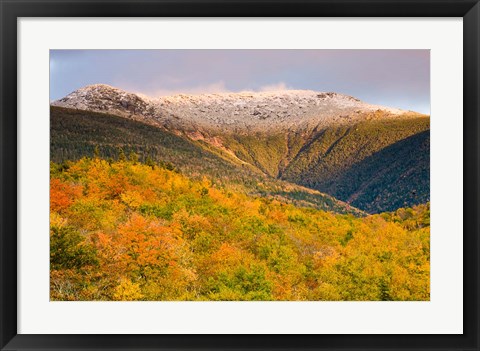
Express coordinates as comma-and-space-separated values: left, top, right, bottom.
279, 117, 430, 212
52, 85, 430, 213
51, 106, 364, 215
335, 130, 430, 212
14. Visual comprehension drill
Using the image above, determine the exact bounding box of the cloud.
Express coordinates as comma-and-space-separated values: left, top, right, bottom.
259, 82, 290, 92
140, 81, 230, 97
135, 81, 295, 98
144, 81, 294, 97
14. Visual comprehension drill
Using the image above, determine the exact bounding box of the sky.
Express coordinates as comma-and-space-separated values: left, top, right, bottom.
50, 50, 430, 114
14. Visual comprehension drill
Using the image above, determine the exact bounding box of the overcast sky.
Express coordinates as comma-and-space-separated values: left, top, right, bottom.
50, 49, 430, 114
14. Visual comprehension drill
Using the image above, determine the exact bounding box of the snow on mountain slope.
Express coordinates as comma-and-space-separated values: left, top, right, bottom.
52, 84, 414, 133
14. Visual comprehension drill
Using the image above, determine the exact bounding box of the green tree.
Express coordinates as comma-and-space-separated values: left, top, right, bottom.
118, 148, 126, 162
145, 155, 155, 169
93, 145, 100, 159
129, 151, 139, 164
50, 226, 97, 270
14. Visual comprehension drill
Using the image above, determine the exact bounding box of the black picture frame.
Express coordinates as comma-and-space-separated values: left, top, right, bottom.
1, 1, 479, 350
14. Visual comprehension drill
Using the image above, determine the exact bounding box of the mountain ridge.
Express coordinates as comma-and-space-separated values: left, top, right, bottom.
52, 84, 424, 133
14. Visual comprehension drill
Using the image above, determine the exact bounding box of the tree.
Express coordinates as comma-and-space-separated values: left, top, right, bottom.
50, 226, 97, 270
118, 148, 126, 162
129, 151, 139, 164
93, 145, 100, 159
145, 155, 155, 169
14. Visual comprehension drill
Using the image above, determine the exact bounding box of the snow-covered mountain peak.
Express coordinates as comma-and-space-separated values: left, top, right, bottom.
157, 90, 360, 106
52, 84, 413, 133
56, 84, 147, 105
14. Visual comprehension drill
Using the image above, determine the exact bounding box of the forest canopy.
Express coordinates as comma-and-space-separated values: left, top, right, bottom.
50, 157, 430, 301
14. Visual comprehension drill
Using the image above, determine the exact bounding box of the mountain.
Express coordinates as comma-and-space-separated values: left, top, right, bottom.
50, 106, 365, 215
53, 84, 407, 132
52, 84, 430, 213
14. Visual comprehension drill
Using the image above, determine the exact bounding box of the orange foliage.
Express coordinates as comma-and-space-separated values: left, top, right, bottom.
50, 178, 83, 212
50, 158, 430, 301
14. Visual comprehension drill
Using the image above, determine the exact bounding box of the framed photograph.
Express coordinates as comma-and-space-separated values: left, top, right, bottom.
1, 0, 479, 350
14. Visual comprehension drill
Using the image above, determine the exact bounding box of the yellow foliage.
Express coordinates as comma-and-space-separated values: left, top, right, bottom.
113, 278, 143, 301
50, 159, 430, 301
120, 190, 144, 209
50, 212, 68, 228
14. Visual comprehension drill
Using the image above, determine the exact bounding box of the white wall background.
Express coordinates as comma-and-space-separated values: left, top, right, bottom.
18, 18, 463, 334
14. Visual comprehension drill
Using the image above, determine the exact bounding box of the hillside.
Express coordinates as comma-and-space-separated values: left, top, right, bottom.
326, 130, 430, 212
51, 106, 364, 215
52, 85, 430, 213
50, 158, 430, 301
279, 117, 430, 212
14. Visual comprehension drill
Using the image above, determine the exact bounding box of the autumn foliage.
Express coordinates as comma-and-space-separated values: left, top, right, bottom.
50, 158, 430, 301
